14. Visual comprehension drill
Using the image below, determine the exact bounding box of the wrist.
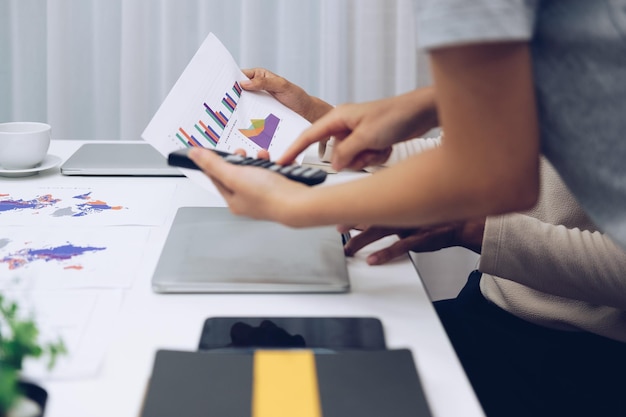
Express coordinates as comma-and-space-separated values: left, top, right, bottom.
413, 86, 439, 130
276, 184, 318, 228
457, 218, 485, 254
305, 97, 334, 123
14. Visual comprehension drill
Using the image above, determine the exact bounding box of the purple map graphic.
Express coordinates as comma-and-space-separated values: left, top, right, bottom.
68, 192, 123, 217
0, 192, 124, 217
1, 243, 106, 270
0, 194, 60, 212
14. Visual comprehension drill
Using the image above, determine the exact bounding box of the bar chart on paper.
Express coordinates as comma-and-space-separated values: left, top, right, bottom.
142, 32, 311, 194
175, 82, 243, 148
173, 79, 284, 154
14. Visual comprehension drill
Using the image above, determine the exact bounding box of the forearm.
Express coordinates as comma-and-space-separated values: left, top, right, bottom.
381, 86, 439, 143
284, 144, 537, 229
480, 213, 626, 308
304, 96, 334, 123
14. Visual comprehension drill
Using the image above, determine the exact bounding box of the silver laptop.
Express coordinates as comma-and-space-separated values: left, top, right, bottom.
152, 207, 350, 293
61, 142, 183, 176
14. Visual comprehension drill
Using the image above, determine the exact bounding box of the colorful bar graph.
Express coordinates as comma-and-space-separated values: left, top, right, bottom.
178, 127, 203, 147
222, 93, 237, 112
199, 120, 219, 146
175, 133, 188, 147
175, 82, 242, 148
205, 104, 228, 128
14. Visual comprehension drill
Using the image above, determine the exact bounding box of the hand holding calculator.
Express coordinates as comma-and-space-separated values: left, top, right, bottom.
168, 148, 327, 186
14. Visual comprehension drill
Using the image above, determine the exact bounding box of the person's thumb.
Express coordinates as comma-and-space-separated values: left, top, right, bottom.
331, 130, 370, 171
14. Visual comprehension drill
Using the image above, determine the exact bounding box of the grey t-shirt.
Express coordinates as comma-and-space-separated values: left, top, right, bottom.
417, 0, 626, 250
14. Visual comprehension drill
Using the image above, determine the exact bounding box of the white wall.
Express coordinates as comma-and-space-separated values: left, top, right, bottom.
0, 0, 422, 140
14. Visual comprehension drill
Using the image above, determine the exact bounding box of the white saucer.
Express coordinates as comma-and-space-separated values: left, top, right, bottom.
0, 154, 63, 178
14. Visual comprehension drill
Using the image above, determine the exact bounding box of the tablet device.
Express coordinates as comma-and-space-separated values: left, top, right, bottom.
60, 142, 184, 176
198, 317, 386, 351
151, 207, 350, 293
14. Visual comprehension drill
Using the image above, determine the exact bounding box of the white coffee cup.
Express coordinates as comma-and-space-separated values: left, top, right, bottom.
0, 122, 51, 170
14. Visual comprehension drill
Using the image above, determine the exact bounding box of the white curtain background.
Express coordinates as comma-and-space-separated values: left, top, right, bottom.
0, 0, 432, 141
1, 0, 477, 299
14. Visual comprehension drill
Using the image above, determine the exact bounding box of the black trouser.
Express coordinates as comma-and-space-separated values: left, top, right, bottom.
434, 270, 626, 417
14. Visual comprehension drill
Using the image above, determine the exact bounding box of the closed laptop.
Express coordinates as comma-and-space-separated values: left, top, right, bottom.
151, 207, 350, 293
61, 142, 183, 176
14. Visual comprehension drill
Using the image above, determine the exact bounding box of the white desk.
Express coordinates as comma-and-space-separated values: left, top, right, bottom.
8, 140, 484, 417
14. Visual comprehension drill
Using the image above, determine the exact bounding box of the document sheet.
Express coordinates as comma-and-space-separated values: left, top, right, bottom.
142, 32, 311, 195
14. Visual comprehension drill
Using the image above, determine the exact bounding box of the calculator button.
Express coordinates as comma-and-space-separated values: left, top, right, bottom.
279, 165, 296, 174
249, 159, 267, 166
213, 149, 229, 157
290, 166, 308, 176
224, 154, 245, 163
239, 157, 257, 165
202, 149, 326, 185
301, 169, 319, 178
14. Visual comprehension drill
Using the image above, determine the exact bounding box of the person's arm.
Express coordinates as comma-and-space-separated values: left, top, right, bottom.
341, 193, 626, 309
339, 152, 626, 308
189, 41, 540, 229
481, 213, 626, 309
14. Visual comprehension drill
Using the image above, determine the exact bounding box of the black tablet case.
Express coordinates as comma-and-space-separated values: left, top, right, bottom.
141, 349, 432, 417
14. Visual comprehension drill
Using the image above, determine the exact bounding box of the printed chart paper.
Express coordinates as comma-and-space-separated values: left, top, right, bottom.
0, 183, 176, 226
0, 227, 151, 289
4, 289, 124, 379
142, 32, 311, 195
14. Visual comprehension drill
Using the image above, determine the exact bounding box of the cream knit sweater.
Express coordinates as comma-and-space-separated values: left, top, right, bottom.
480, 160, 626, 342
389, 138, 626, 342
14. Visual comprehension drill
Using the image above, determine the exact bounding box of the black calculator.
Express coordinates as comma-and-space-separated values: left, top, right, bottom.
168, 148, 327, 186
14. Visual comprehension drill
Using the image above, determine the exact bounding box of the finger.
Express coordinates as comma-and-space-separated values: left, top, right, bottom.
343, 228, 390, 257
366, 239, 415, 265
240, 68, 289, 95
207, 172, 234, 198
241, 68, 256, 78
239, 68, 267, 91
231, 148, 269, 160
360, 148, 392, 167
336, 224, 357, 233
277, 110, 352, 165
257, 149, 270, 160
330, 128, 382, 171
336, 224, 367, 233
188, 147, 240, 191
342, 148, 393, 171
277, 130, 322, 165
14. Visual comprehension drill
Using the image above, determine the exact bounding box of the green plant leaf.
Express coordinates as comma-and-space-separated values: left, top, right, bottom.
0, 294, 67, 411
0, 366, 19, 414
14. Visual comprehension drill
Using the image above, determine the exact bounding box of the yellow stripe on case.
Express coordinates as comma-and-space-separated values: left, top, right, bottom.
252, 350, 322, 417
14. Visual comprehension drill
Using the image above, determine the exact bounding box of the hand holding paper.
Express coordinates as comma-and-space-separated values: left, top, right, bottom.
142, 33, 312, 195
